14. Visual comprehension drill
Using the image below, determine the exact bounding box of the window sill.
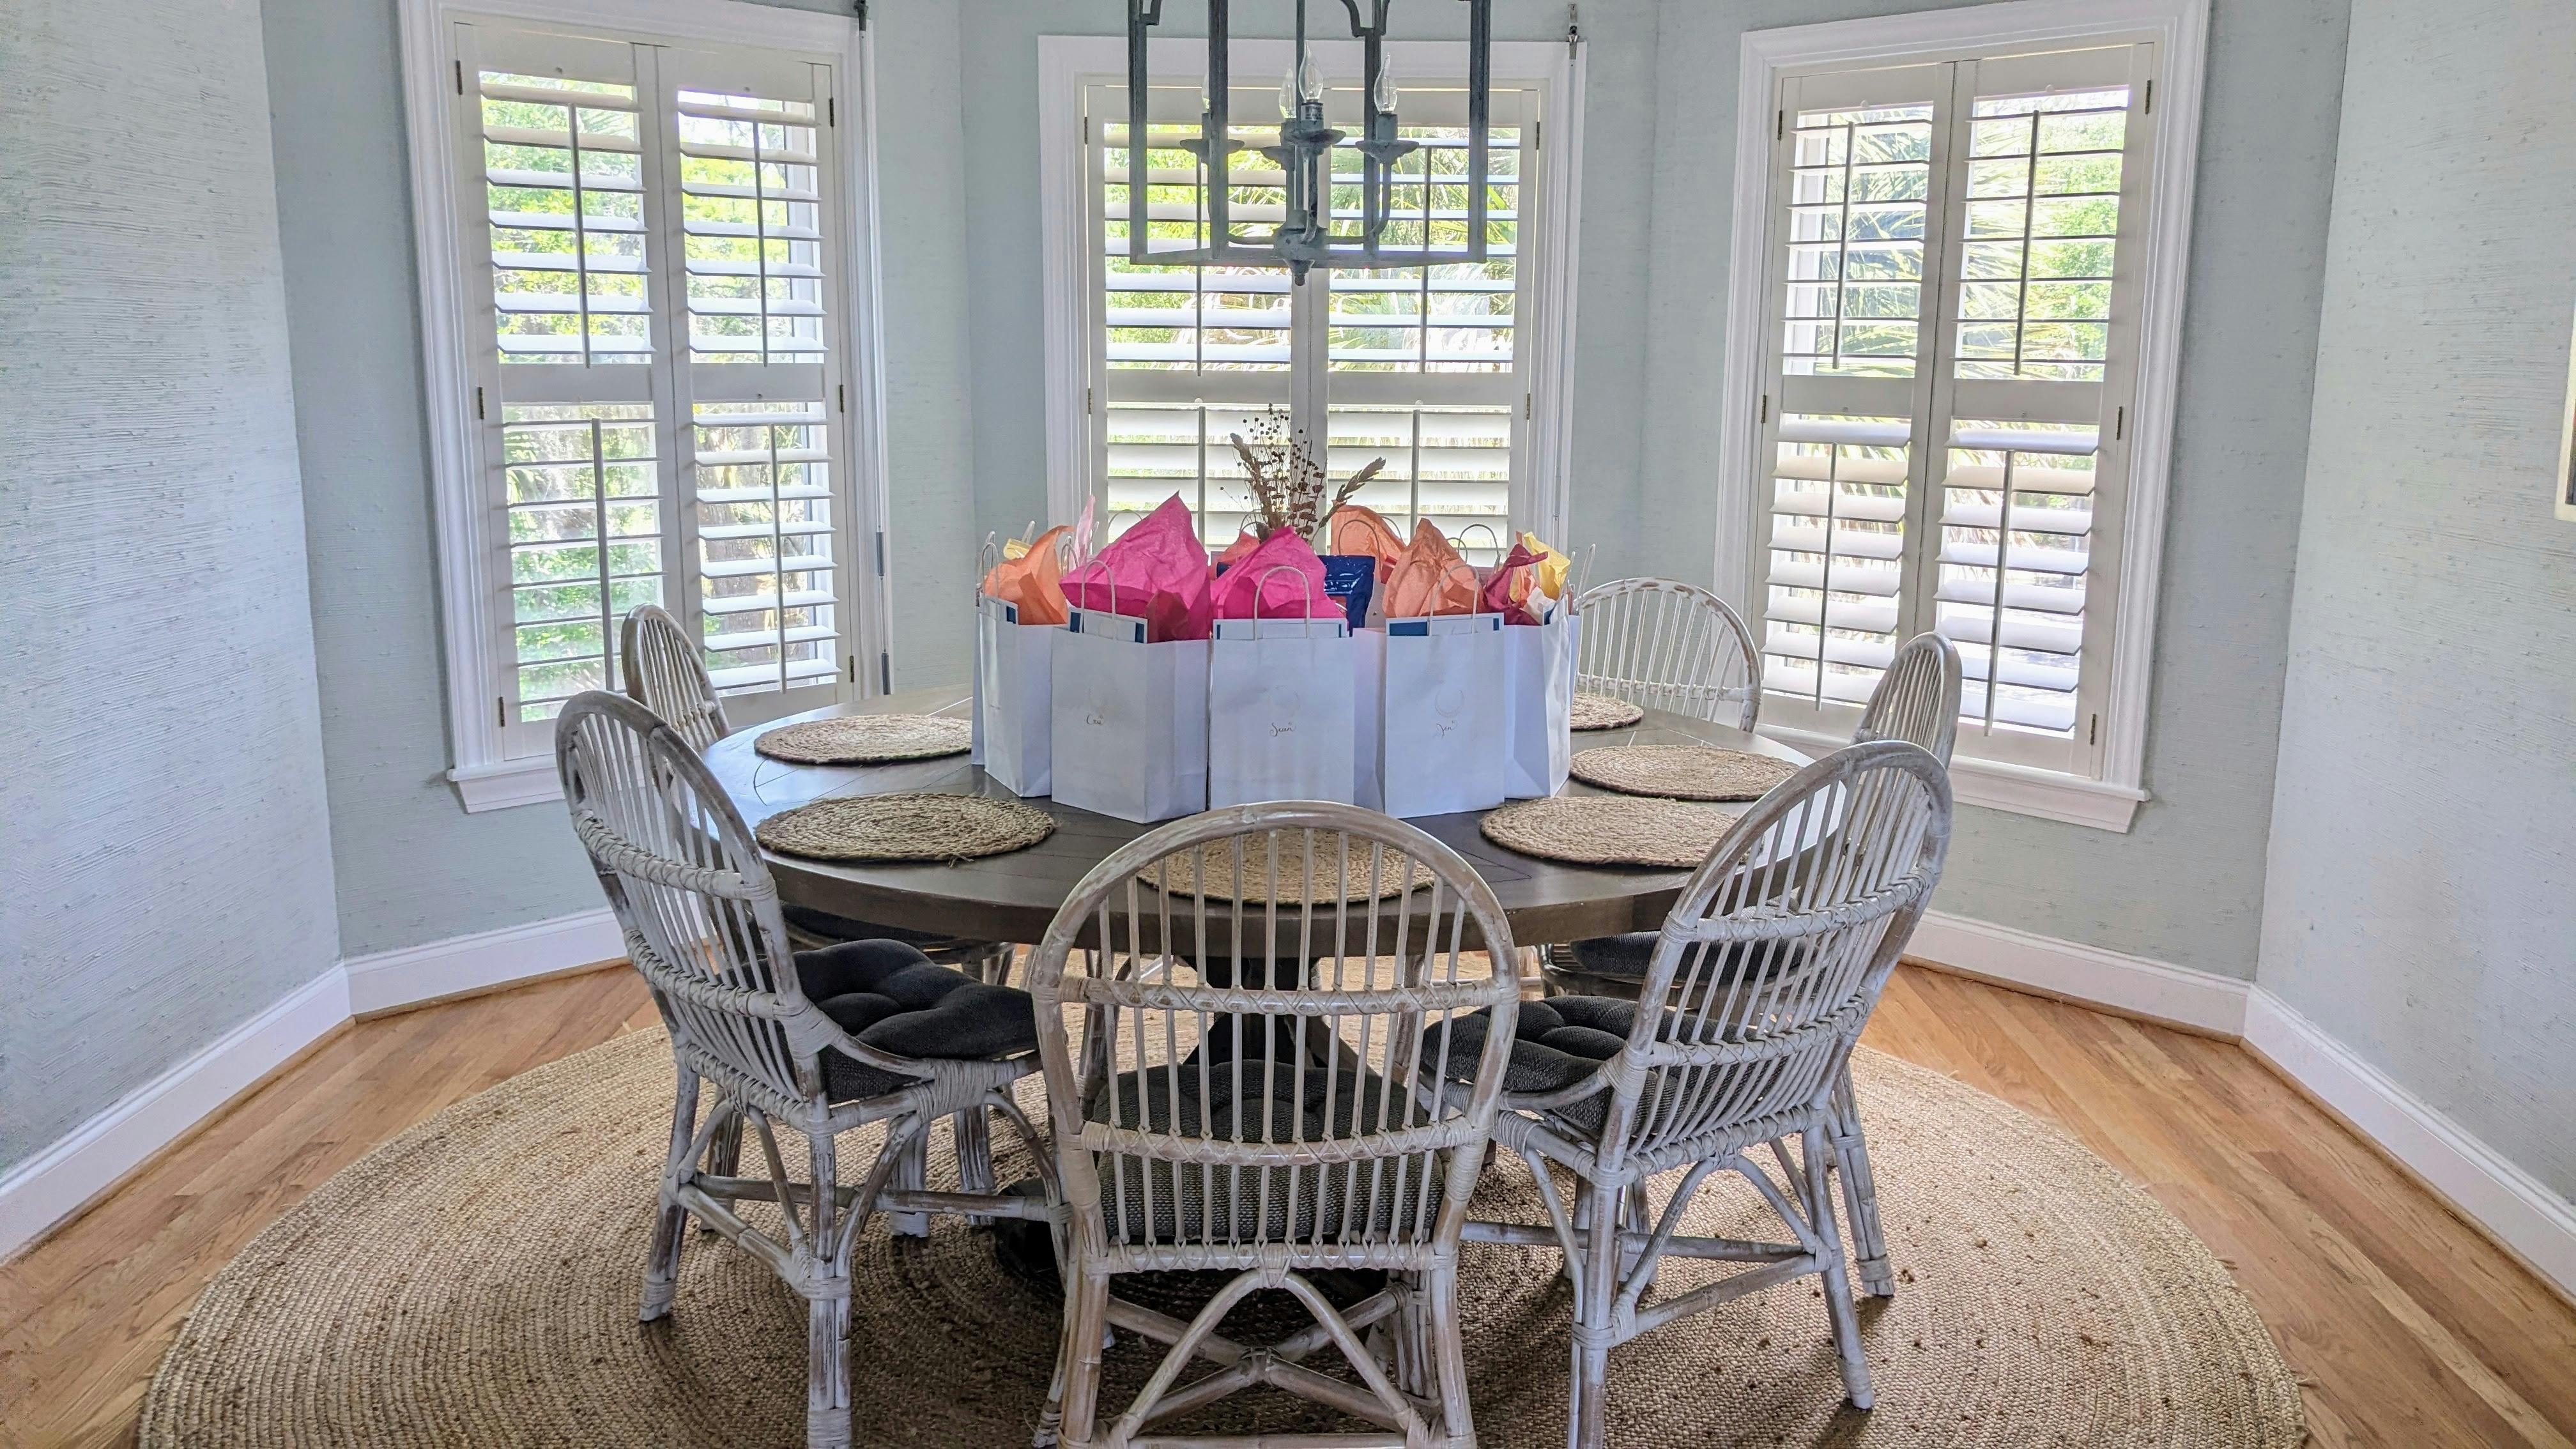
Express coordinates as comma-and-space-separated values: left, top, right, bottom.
1758, 724, 2145, 833
448, 757, 564, 814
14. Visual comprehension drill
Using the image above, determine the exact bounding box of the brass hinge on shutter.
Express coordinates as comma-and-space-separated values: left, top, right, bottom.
838, 382, 847, 413
1532, 120, 1542, 153
1776, 110, 1785, 141
828, 96, 836, 127
1084, 115, 1092, 146
2143, 79, 2154, 115
1758, 393, 1769, 425
475, 385, 486, 421
455, 59, 464, 95
1523, 394, 1532, 420
2113, 405, 2125, 441
2089, 713, 2100, 746
874, 529, 887, 576
847, 653, 857, 684
496, 696, 507, 728
1086, 385, 1094, 414
880, 651, 892, 694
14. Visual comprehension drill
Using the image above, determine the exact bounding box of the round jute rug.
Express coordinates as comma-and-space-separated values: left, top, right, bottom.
142, 1031, 2305, 1449
754, 714, 974, 765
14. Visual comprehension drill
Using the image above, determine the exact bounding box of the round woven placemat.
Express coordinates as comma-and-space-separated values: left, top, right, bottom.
1569, 744, 1801, 802
1570, 691, 1644, 731
1480, 794, 1742, 868
1141, 836, 1434, 903
142, 1029, 2305, 1448
753, 714, 973, 765
754, 792, 1054, 863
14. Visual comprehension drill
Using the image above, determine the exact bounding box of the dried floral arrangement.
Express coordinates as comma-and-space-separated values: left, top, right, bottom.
1227, 406, 1386, 544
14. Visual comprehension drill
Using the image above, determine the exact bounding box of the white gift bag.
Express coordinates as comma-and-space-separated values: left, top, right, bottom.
1376, 611, 1506, 818
1050, 608, 1209, 823
974, 592, 1057, 796
1351, 629, 1386, 809
1501, 608, 1577, 799
1208, 608, 1358, 808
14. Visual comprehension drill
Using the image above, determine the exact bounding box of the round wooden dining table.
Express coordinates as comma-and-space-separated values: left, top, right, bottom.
704, 685, 1810, 953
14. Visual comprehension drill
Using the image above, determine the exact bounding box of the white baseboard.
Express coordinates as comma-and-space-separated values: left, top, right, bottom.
0, 967, 352, 1261
2244, 988, 2576, 1305
1, 908, 625, 1262
1905, 908, 2253, 1036
341, 908, 623, 1016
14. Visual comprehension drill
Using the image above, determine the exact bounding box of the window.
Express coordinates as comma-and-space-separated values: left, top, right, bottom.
401, 0, 882, 809
1722, 0, 2207, 830
1043, 38, 1582, 560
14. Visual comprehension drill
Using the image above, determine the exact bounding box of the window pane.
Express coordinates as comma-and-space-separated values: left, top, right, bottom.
1782, 105, 1935, 379
1938, 420, 2097, 737
1951, 87, 2131, 383
501, 402, 661, 719
1761, 413, 1912, 709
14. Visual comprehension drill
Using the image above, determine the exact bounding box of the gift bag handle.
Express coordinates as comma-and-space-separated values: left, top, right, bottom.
1249, 562, 1331, 638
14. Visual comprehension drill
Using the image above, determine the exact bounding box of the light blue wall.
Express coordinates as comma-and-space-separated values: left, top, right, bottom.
1630, 0, 2351, 979
258, 0, 983, 956
0, 0, 341, 1170
2258, 0, 2576, 1197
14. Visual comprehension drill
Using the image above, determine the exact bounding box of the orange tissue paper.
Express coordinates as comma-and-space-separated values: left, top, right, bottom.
979, 525, 1071, 625
1381, 519, 1483, 618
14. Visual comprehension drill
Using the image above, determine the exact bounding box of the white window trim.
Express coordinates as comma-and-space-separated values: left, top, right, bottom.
1034, 34, 1586, 546
397, 0, 897, 812
1715, 0, 2209, 834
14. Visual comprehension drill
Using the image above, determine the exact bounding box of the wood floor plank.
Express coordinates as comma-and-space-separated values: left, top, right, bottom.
4, 960, 2572, 1449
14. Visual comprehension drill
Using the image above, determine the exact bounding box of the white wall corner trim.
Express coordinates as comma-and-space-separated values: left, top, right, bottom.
0, 908, 627, 1262
0, 969, 353, 1261
1904, 908, 2249, 1034
399, 0, 891, 811
342, 908, 625, 1016
2244, 990, 2576, 1306
1713, 0, 2211, 827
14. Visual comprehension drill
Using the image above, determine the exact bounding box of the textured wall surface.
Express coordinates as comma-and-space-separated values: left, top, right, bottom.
0, 0, 341, 1171
2259, 0, 2576, 1197
1630, 0, 2351, 978
259, 0, 983, 956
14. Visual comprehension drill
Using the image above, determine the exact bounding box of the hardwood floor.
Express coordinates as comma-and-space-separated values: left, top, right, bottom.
3, 962, 2570, 1447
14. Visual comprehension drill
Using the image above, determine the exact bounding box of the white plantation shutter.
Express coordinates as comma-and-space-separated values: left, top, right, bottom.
453, 20, 852, 753
1754, 42, 2157, 779
1086, 73, 1540, 558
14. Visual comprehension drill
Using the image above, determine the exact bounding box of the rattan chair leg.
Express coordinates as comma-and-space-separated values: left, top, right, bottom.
641, 1064, 700, 1322
955, 1106, 995, 1226
1829, 1067, 1895, 1296
889, 1129, 931, 1238
1568, 1181, 1620, 1449
1802, 1126, 1874, 1410
1055, 1267, 1112, 1449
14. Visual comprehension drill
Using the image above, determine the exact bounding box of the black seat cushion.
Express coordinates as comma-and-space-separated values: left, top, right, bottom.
1563, 935, 1810, 987
795, 939, 1038, 1101
1082, 1055, 1435, 1241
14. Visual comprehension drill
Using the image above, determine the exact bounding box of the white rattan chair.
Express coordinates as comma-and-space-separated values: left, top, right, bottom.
1821, 631, 1963, 1294
620, 603, 730, 754
1568, 577, 1762, 732
555, 691, 1058, 1449
1854, 631, 1963, 764
1025, 802, 1524, 1449
1447, 741, 1952, 1446
620, 604, 1011, 970
1547, 578, 1767, 998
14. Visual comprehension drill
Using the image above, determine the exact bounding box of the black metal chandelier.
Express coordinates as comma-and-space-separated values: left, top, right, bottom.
1126, 0, 1493, 282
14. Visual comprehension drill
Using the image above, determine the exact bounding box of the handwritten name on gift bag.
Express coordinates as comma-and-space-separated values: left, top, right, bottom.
1374, 611, 1507, 818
